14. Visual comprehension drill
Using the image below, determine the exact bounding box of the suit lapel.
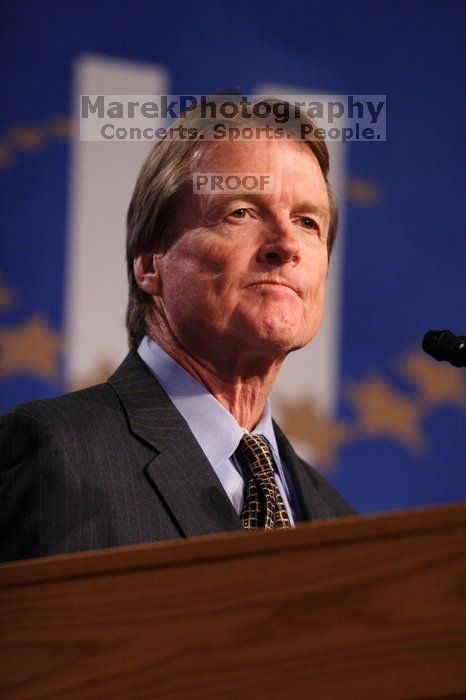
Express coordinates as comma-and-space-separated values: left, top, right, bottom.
108, 351, 242, 538
273, 421, 337, 522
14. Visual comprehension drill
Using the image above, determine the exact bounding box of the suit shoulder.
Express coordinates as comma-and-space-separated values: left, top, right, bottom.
0, 382, 123, 433
0, 382, 133, 484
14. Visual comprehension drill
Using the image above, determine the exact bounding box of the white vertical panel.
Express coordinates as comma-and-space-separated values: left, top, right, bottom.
256, 83, 347, 416
66, 55, 169, 384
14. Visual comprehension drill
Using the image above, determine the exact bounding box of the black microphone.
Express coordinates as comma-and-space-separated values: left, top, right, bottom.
422, 330, 466, 368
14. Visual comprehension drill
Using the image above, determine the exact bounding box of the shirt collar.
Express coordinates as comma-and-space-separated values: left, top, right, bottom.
138, 335, 278, 467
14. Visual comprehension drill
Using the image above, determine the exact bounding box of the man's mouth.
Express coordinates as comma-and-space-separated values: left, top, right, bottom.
247, 280, 301, 296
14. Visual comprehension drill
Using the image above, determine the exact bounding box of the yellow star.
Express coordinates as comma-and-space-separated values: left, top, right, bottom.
0, 315, 62, 381
8, 126, 45, 151
47, 117, 73, 140
346, 375, 426, 450
0, 145, 12, 169
347, 177, 384, 205
397, 349, 466, 409
278, 398, 351, 470
0, 274, 16, 310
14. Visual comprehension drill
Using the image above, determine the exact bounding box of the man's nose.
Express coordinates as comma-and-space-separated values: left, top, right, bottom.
258, 219, 300, 265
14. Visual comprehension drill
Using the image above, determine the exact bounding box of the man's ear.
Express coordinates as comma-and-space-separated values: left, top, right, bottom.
133, 253, 162, 296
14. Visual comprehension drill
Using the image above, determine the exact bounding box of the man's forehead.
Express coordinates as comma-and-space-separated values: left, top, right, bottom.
193, 140, 326, 192
192, 140, 329, 212
194, 138, 320, 171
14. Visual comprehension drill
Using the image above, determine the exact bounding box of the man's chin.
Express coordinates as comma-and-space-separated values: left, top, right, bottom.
239, 322, 309, 357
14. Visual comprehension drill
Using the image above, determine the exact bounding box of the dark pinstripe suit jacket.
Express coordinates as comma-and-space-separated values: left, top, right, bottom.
0, 350, 354, 562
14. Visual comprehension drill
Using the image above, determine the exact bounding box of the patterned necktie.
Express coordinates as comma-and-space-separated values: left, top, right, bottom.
236, 433, 291, 530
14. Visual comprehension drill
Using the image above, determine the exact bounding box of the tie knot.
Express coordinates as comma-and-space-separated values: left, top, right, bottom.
236, 433, 275, 480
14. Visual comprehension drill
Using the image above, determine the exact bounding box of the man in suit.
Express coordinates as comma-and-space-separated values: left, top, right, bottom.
0, 97, 354, 563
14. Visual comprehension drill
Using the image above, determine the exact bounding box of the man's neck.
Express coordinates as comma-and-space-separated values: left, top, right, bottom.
147, 329, 282, 431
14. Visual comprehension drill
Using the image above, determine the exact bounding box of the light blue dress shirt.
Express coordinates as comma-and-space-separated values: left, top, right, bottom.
138, 335, 295, 524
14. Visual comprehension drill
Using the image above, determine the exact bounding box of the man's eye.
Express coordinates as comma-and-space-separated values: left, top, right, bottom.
300, 217, 318, 230
229, 208, 249, 219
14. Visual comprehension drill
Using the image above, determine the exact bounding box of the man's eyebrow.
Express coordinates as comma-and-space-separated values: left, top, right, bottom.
201, 193, 330, 224
292, 201, 330, 221
201, 192, 265, 223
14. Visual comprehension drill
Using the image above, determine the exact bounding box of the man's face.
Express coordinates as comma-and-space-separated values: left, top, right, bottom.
153, 138, 330, 364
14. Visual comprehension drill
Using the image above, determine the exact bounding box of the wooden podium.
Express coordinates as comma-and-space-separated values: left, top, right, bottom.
1, 503, 466, 699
